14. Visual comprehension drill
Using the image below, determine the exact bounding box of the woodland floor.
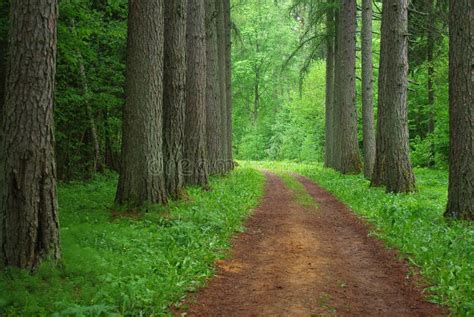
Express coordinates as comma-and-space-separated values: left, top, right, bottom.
180, 172, 448, 316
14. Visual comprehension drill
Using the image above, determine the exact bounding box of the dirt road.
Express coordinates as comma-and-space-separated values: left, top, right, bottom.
183, 172, 446, 316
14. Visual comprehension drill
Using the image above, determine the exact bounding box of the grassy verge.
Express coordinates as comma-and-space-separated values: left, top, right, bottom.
0, 167, 265, 316
242, 161, 473, 316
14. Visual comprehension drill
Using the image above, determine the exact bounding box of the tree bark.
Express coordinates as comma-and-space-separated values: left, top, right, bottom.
371, 0, 416, 193
224, 0, 234, 171
216, 0, 228, 173
426, 0, 436, 166
333, 0, 361, 174
324, 1, 335, 168
0, 0, 61, 269
115, 0, 167, 206
361, 0, 376, 178
163, 0, 187, 199
184, 0, 209, 188
0, 0, 7, 119
205, 0, 222, 174
445, 0, 473, 220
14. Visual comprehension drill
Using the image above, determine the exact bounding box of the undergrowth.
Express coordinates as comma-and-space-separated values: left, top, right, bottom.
0, 167, 265, 316
243, 161, 473, 316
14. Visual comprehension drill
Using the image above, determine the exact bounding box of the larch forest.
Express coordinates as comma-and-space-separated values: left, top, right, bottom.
0, 0, 472, 316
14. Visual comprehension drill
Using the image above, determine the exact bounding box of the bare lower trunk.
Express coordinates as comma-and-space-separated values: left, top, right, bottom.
445, 0, 473, 220
184, 0, 209, 187
361, 0, 375, 178
224, 0, 233, 171
216, 0, 228, 173
163, 0, 187, 199
116, 0, 167, 206
371, 0, 416, 193
333, 0, 361, 174
0, 0, 60, 269
324, 1, 335, 168
205, 0, 222, 174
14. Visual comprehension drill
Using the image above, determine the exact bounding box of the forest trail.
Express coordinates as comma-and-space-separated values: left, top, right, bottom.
182, 172, 447, 317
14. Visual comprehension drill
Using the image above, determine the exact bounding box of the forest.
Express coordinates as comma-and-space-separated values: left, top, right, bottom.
0, 0, 472, 316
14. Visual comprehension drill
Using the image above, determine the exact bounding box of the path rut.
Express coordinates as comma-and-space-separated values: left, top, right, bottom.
183, 172, 446, 316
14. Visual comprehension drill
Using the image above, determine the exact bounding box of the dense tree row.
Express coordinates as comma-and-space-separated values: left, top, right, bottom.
0, 0, 233, 269
323, 0, 472, 219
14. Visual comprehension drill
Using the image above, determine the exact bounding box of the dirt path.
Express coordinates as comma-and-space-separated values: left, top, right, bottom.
183, 172, 446, 316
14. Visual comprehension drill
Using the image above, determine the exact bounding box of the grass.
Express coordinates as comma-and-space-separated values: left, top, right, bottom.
0, 167, 265, 316
276, 172, 317, 209
242, 161, 474, 316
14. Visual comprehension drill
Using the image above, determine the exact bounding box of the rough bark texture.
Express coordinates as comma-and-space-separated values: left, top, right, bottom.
333, 0, 361, 174
445, 0, 473, 220
216, 0, 228, 173
184, 0, 209, 188
205, 0, 222, 174
163, 0, 187, 199
116, 0, 167, 206
361, 0, 376, 178
324, 2, 335, 168
224, 0, 233, 171
0, 38, 5, 118
0, 1, 7, 117
371, 0, 416, 193
0, 0, 61, 269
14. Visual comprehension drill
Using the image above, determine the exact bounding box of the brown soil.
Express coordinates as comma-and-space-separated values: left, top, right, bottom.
181, 172, 447, 316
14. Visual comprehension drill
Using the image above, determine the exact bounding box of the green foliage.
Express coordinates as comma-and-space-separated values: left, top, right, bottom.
0, 168, 265, 315
243, 161, 474, 316
55, 0, 127, 180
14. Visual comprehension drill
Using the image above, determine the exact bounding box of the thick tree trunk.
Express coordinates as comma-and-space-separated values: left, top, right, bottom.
184, 0, 209, 188
445, 0, 473, 220
0, 39, 5, 118
115, 0, 167, 206
216, 0, 228, 173
361, 0, 376, 178
205, 0, 222, 174
0, 0, 61, 269
371, 0, 416, 193
324, 1, 335, 168
0, 1, 7, 118
224, 0, 234, 171
163, 0, 187, 199
333, 0, 361, 174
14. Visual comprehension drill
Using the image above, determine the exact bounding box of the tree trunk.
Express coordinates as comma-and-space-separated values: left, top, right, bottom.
115, 0, 167, 206
205, 0, 222, 174
333, 0, 361, 174
324, 1, 335, 168
78, 54, 101, 174
445, 0, 473, 220
163, 0, 187, 199
0, 0, 61, 269
371, 0, 416, 193
184, 0, 209, 188
224, 0, 234, 171
426, 0, 436, 166
216, 0, 228, 173
0, 0, 7, 119
361, 0, 376, 178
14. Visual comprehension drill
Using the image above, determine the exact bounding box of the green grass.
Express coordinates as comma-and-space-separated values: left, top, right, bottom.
0, 167, 265, 316
242, 161, 474, 316
276, 172, 317, 209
